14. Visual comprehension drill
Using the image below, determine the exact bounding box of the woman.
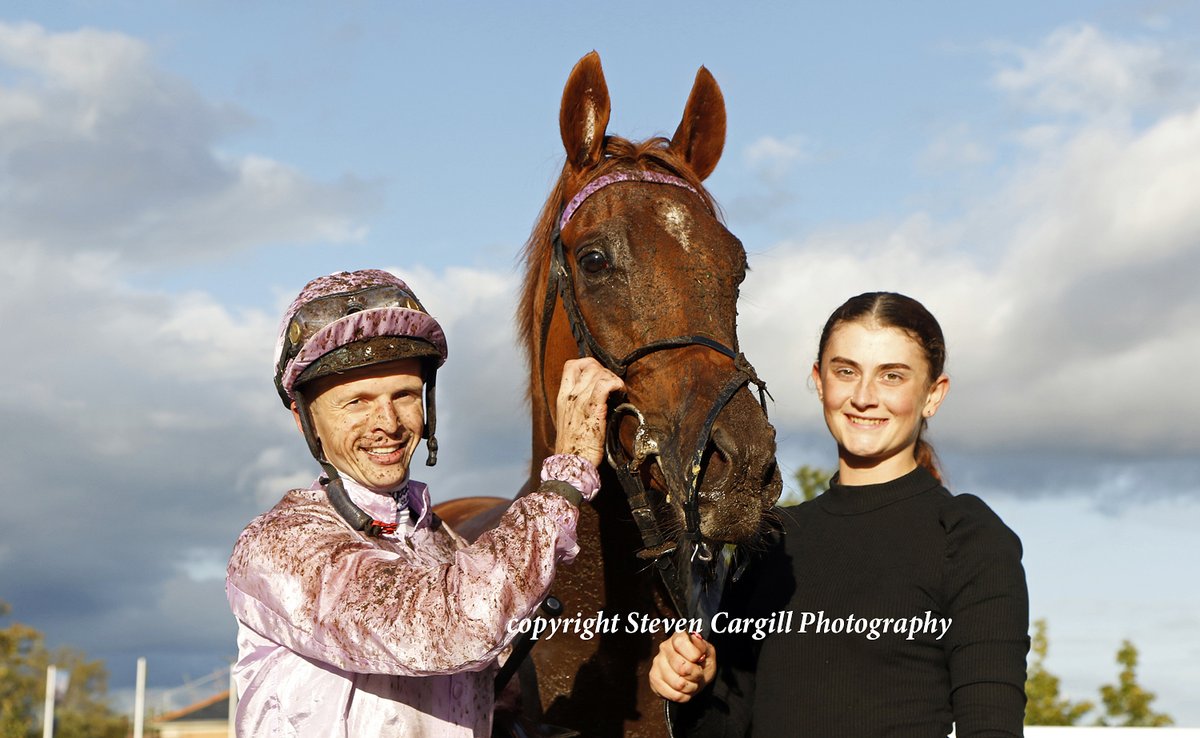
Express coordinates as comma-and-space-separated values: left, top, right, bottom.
650, 292, 1029, 737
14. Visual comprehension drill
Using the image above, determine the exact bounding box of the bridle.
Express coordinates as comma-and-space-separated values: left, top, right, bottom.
537, 168, 770, 618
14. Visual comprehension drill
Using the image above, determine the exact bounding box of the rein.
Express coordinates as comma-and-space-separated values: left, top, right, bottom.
537, 169, 770, 618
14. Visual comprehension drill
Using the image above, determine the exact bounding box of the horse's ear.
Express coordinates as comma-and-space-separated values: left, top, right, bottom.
560, 51, 611, 173
670, 66, 726, 181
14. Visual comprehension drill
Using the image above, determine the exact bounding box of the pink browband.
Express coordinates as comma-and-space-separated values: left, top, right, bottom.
559, 170, 699, 231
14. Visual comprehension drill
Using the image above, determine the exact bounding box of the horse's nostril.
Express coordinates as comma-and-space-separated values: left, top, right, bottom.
710, 425, 737, 464
702, 425, 737, 487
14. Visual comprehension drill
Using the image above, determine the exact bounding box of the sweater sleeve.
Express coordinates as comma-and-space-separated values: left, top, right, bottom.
225, 489, 578, 677
941, 493, 1030, 737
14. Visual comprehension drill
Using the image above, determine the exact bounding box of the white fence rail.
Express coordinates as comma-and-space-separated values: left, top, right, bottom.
1026, 730, 1200, 736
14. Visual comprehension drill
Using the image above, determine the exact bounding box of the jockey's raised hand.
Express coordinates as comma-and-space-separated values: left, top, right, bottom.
552, 357, 625, 467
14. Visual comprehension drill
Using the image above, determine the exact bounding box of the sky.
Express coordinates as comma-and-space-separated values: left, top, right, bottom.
1, 0, 1198, 725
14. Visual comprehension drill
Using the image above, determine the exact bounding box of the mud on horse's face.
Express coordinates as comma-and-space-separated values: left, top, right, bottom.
543, 52, 782, 550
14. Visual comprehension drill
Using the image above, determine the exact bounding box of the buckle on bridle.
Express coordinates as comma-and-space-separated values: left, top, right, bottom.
606, 403, 661, 476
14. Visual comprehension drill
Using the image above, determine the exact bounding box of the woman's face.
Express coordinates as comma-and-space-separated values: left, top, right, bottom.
812, 321, 949, 485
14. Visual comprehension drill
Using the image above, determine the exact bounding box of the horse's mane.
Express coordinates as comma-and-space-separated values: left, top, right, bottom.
517, 135, 721, 379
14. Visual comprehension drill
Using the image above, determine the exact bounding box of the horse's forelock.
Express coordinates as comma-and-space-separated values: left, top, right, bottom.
517, 134, 721, 390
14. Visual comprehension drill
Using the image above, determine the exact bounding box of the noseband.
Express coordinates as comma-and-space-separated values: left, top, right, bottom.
538, 169, 770, 617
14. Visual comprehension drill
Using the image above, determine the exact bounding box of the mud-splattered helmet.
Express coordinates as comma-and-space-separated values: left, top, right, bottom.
275, 269, 446, 402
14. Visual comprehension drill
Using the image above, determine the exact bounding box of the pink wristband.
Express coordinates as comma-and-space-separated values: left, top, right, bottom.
540, 454, 602, 502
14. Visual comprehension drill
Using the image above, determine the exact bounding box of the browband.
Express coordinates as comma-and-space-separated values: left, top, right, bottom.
559, 170, 699, 231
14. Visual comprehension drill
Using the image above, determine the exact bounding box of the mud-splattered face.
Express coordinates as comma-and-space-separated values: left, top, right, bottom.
559, 182, 782, 543
297, 359, 425, 492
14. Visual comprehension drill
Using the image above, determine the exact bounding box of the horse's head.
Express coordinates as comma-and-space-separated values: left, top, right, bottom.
522, 52, 781, 552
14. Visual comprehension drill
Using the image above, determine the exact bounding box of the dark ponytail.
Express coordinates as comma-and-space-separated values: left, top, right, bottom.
816, 292, 947, 481
913, 438, 942, 483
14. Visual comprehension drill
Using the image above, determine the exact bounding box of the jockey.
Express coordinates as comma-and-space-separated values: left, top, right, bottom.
226, 269, 622, 736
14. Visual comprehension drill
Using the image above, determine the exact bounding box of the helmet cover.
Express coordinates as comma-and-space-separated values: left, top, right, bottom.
274, 269, 448, 406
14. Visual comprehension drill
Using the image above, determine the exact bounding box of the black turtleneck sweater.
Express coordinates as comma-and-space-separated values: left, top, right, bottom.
675, 466, 1029, 737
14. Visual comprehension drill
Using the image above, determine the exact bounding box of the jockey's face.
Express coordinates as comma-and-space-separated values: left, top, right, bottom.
297, 359, 425, 492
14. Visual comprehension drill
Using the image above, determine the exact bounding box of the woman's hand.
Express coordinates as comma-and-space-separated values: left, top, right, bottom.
649, 631, 717, 702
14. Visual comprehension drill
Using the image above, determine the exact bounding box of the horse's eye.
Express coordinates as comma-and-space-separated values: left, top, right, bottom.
579, 250, 610, 275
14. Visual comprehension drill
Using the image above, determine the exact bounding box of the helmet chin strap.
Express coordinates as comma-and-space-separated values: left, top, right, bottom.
292, 391, 399, 537
423, 366, 438, 466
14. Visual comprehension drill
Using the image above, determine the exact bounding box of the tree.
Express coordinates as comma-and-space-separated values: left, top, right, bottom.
0, 601, 128, 738
0, 603, 41, 738
1094, 640, 1174, 727
1024, 619, 1174, 728
1024, 618, 1093, 725
779, 465, 833, 506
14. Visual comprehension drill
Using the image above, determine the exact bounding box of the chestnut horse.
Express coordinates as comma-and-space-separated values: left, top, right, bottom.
439, 52, 781, 737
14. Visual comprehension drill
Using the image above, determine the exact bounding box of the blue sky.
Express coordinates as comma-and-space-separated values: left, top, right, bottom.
1, 0, 1197, 725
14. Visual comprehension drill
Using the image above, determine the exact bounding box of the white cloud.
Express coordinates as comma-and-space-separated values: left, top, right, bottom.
1010, 123, 1065, 151
919, 124, 994, 171
0, 21, 376, 264
740, 28, 1200, 462
238, 447, 315, 509
153, 290, 277, 382
744, 134, 810, 182
992, 23, 1194, 119
0, 23, 386, 685
0, 22, 149, 93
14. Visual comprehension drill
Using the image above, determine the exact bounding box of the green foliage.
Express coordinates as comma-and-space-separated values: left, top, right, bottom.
779, 465, 833, 506
1024, 618, 1093, 725
0, 601, 129, 738
1094, 640, 1174, 727
1024, 618, 1173, 728
0, 602, 41, 738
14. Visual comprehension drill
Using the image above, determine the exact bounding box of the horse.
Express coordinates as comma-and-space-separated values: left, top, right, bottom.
437, 51, 782, 738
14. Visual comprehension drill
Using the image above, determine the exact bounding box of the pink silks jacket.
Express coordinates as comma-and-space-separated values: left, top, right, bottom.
226, 474, 579, 737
